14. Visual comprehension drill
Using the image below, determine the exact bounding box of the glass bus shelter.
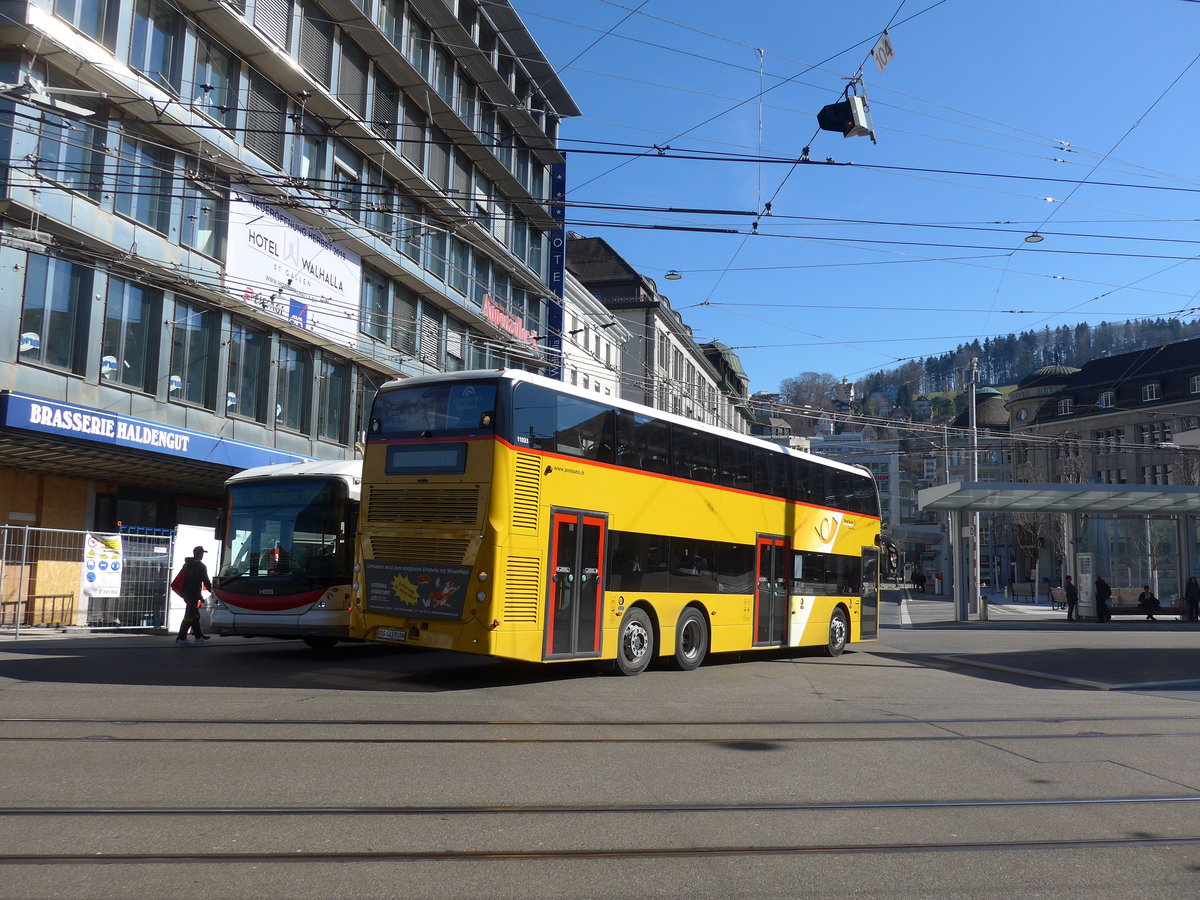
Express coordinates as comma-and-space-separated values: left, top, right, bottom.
917, 482, 1200, 621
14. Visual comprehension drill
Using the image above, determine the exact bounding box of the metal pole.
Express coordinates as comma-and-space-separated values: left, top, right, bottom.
16, 526, 30, 639
968, 359, 981, 618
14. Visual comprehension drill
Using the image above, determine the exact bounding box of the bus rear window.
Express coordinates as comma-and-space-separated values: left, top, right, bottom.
369, 381, 497, 439
385, 443, 466, 475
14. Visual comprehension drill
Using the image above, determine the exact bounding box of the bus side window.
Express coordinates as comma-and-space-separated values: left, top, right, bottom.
633, 414, 670, 475
511, 383, 555, 450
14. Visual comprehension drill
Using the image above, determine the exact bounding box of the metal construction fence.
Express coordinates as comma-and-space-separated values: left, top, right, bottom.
0, 525, 176, 633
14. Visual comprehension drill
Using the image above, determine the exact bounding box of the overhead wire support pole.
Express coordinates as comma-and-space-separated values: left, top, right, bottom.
968, 358, 982, 621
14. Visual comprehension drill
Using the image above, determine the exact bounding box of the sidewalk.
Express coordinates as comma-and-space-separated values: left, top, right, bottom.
897, 588, 1198, 627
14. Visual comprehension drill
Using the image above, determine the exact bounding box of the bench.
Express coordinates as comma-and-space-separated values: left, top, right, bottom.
1010, 583, 1037, 599
1049, 587, 1067, 610
1105, 587, 1183, 617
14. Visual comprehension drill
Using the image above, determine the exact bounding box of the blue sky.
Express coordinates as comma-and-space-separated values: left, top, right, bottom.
513, 0, 1200, 393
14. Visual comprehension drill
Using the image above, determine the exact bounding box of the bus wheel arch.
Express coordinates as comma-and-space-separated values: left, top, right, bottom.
614, 604, 656, 676
673, 605, 710, 671
822, 605, 850, 657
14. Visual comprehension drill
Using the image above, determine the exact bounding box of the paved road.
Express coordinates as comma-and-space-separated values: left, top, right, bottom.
2, 614, 1199, 899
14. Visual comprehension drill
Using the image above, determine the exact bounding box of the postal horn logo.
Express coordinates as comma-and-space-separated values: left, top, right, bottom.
815, 516, 838, 543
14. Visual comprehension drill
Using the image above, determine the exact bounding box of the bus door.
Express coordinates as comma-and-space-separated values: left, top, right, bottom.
545, 510, 607, 660
754, 535, 789, 646
860, 546, 880, 639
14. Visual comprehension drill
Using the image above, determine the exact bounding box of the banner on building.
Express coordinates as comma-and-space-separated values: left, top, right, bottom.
226, 189, 363, 352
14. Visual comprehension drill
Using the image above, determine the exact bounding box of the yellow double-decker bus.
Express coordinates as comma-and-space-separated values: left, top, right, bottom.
353, 370, 883, 675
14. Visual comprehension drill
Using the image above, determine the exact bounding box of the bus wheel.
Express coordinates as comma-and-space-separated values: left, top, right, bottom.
302, 637, 339, 650
673, 607, 708, 671
823, 608, 848, 658
615, 607, 654, 676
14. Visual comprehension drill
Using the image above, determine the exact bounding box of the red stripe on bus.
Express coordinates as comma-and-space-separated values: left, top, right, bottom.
211, 587, 328, 612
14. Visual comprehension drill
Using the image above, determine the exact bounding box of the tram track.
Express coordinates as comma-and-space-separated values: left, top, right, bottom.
2, 833, 1200, 865
2, 794, 1199, 817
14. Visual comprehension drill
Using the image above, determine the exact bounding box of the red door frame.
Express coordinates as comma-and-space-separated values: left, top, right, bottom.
545, 510, 607, 659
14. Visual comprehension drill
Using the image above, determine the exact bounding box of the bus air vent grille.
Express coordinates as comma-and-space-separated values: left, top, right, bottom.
504, 556, 541, 622
367, 487, 480, 525
511, 454, 541, 531
369, 536, 470, 564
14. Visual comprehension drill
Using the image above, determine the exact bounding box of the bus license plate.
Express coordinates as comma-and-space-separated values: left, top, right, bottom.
376, 627, 407, 642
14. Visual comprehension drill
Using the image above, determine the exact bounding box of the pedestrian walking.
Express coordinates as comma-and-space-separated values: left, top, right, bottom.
175, 546, 212, 643
1094, 574, 1113, 623
1185, 576, 1200, 622
1063, 575, 1079, 622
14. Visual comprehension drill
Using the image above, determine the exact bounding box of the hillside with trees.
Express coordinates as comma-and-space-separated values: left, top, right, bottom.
777, 317, 1200, 432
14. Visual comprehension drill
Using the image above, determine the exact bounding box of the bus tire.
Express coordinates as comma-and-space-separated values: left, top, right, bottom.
822, 608, 848, 657
673, 607, 708, 671
302, 636, 339, 650
615, 607, 654, 676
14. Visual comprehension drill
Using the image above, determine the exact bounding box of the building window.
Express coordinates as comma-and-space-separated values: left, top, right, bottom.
169, 299, 218, 408
1097, 390, 1114, 409
445, 318, 467, 371
298, 0, 335, 87
392, 283, 418, 355
18, 254, 92, 374
398, 191, 423, 261
130, 0, 184, 92
102, 277, 161, 392
36, 97, 107, 201
405, 10, 431, 79
226, 321, 269, 422
363, 176, 394, 244
332, 145, 362, 220
1190, 375, 1200, 394
245, 72, 286, 167
317, 357, 350, 442
181, 166, 228, 259
1142, 382, 1161, 402
54, 0, 120, 48
426, 229, 447, 281
293, 118, 327, 186
277, 343, 313, 433
400, 96, 426, 168
252, 0, 292, 50
338, 38, 369, 118
1141, 464, 1171, 485
449, 237, 470, 295
193, 34, 239, 130
419, 306, 442, 367
361, 267, 389, 341
115, 128, 173, 233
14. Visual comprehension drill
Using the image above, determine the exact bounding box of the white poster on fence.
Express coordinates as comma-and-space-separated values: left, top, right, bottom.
81, 533, 123, 597
168, 525, 221, 633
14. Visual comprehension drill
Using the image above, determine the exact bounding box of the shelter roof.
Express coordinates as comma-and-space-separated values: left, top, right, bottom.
918, 481, 1200, 515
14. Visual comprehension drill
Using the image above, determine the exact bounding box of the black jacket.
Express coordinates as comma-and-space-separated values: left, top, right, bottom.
181, 556, 211, 604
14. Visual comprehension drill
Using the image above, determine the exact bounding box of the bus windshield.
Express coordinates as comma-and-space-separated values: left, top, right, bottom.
368, 380, 497, 439
220, 478, 350, 581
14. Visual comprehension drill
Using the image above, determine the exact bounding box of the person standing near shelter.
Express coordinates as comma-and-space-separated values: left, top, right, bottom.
1063, 575, 1079, 622
175, 546, 212, 643
1185, 576, 1200, 622
1094, 574, 1113, 623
